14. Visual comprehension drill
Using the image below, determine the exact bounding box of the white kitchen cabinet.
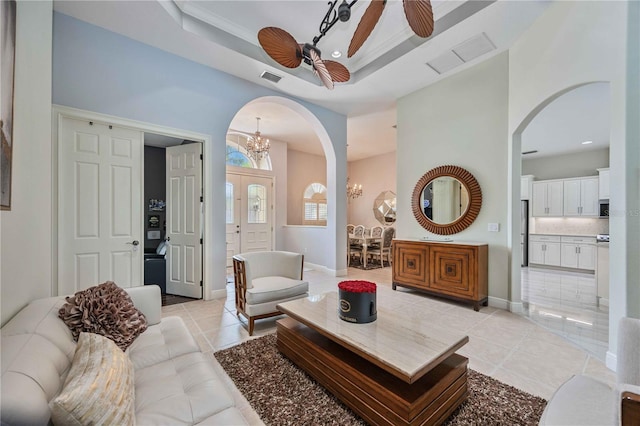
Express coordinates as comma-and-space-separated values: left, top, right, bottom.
532, 180, 564, 217
560, 236, 596, 271
598, 168, 610, 200
529, 235, 561, 266
529, 241, 545, 264
563, 177, 599, 217
521, 175, 534, 200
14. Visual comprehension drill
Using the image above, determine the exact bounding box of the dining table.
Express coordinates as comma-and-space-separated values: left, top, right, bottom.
348, 233, 382, 269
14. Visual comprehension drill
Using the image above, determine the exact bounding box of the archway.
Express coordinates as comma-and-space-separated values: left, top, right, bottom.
509, 81, 611, 357
225, 96, 346, 274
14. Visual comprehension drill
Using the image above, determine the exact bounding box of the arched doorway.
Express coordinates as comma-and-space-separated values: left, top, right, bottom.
225, 96, 346, 274
510, 82, 611, 360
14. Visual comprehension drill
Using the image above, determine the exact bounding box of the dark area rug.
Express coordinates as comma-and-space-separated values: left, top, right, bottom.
348, 258, 386, 270
160, 293, 198, 306
215, 333, 547, 426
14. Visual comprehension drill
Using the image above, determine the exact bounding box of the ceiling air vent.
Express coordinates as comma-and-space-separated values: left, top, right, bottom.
426, 51, 464, 75
260, 71, 282, 83
452, 33, 496, 62
522, 150, 538, 155
426, 33, 496, 75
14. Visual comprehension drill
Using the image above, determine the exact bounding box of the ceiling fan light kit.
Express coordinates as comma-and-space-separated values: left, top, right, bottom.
257, 0, 434, 90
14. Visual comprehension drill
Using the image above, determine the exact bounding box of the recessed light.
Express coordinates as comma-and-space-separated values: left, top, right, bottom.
331, 50, 342, 58
582, 140, 593, 145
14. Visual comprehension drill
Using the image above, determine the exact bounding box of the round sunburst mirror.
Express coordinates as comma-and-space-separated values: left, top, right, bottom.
411, 165, 482, 235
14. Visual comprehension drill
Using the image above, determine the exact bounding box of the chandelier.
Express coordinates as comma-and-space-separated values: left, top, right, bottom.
347, 177, 363, 199
246, 117, 270, 161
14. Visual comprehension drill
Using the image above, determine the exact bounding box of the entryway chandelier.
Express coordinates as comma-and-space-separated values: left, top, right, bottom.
246, 117, 270, 161
347, 177, 363, 199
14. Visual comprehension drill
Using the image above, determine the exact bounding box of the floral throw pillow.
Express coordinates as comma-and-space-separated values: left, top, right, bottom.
59, 281, 147, 351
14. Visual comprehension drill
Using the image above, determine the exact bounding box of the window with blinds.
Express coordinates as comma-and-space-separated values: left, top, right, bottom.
302, 183, 327, 226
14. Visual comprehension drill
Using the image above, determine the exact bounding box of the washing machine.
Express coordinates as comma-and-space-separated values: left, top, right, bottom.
144, 252, 166, 294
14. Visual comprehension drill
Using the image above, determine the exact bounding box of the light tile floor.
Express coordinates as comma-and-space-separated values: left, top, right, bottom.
162, 266, 616, 424
520, 267, 609, 361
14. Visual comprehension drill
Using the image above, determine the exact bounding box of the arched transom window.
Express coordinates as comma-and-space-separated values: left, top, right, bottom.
225, 132, 272, 171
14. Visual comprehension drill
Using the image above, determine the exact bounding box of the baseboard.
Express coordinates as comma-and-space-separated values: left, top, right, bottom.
487, 297, 509, 310
209, 288, 227, 300
486, 297, 524, 313
508, 301, 525, 314
606, 350, 617, 372
304, 262, 347, 277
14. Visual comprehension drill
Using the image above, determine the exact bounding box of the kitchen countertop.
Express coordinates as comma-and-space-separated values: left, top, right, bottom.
530, 233, 596, 238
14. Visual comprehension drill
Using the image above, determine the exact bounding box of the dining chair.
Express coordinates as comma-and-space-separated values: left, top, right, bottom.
367, 226, 384, 250
347, 224, 355, 234
349, 225, 366, 265
368, 227, 395, 267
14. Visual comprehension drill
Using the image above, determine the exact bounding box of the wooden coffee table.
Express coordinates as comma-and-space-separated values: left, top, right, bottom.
276, 290, 469, 426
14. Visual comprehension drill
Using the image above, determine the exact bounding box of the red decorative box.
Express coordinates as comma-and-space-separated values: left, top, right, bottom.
338, 280, 377, 323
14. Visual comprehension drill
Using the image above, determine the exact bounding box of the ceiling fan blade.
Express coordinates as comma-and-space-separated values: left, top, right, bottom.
257, 27, 302, 68
324, 60, 351, 83
348, 0, 386, 58
403, 0, 434, 38
309, 49, 334, 90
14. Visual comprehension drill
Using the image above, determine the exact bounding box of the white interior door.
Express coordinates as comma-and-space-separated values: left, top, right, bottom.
225, 174, 241, 269
166, 143, 203, 298
58, 117, 143, 295
226, 172, 273, 256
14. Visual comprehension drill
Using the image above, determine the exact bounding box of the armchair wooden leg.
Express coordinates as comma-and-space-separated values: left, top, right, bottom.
249, 318, 255, 336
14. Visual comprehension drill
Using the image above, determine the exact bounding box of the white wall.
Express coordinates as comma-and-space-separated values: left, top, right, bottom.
348, 151, 396, 228
397, 52, 510, 302
507, 1, 632, 367
280, 226, 330, 271
0, 1, 52, 325
522, 148, 609, 180
287, 149, 326, 225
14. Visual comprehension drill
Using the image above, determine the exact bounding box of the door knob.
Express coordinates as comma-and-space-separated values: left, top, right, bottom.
126, 240, 140, 246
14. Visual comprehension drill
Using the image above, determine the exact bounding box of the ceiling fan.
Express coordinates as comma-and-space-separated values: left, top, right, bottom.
257, 0, 434, 90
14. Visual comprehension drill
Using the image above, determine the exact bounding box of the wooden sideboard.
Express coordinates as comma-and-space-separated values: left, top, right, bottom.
392, 239, 488, 311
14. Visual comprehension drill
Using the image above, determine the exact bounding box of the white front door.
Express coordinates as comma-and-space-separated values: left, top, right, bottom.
226, 172, 274, 256
241, 175, 273, 253
225, 174, 241, 269
166, 143, 203, 298
58, 117, 143, 295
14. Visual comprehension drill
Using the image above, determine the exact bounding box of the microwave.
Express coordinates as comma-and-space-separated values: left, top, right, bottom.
599, 201, 609, 218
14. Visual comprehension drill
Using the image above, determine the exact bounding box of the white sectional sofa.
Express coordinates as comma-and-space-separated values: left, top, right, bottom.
0, 285, 248, 425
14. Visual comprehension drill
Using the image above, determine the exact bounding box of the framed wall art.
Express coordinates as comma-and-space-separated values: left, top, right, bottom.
1, 0, 16, 210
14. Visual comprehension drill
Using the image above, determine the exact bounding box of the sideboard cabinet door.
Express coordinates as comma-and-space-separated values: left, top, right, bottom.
429, 246, 474, 299
392, 240, 429, 289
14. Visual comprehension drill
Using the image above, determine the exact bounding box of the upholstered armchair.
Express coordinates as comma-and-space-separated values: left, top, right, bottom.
232, 251, 309, 336
540, 317, 640, 425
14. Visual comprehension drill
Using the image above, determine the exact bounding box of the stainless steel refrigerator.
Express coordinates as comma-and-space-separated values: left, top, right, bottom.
521, 200, 528, 267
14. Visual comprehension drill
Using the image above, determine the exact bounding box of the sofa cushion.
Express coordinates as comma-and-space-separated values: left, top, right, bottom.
59, 281, 148, 351
50, 332, 135, 426
196, 407, 250, 425
1, 297, 76, 426
134, 352, 235, 425
246, 276, 308, 305
539, 374, 613, 425
127, 316, 201, 370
